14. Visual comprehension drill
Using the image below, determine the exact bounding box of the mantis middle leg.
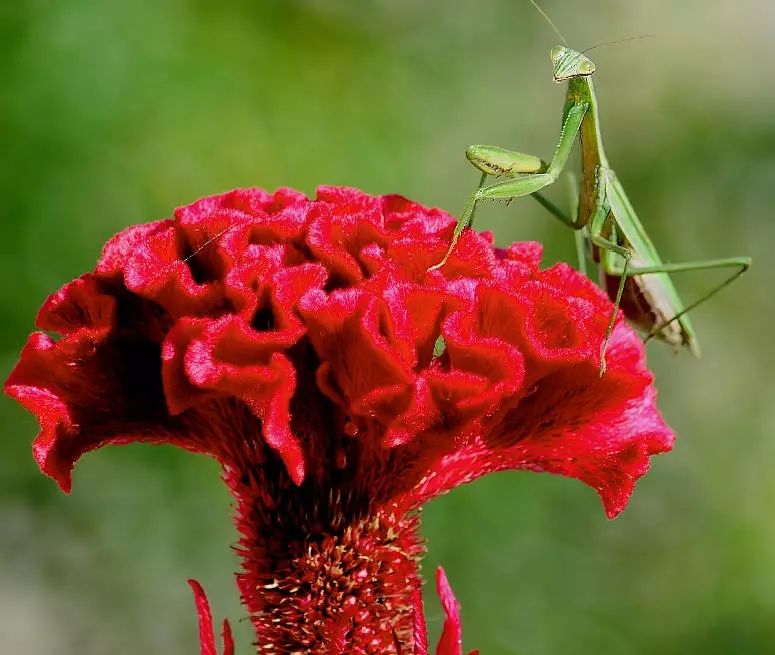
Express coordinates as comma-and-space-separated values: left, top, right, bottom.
602, 256, 751, 344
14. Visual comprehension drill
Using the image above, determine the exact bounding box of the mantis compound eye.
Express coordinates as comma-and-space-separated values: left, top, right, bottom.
578, 59, 595, 75
550, 45, 565, 63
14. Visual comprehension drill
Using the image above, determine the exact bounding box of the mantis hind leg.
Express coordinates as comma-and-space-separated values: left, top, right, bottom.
605, 256, 751, 346
591, 227, 632, 375
583, 180, 634, 374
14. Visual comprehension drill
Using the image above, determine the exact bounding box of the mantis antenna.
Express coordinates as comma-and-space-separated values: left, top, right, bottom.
527, 0, 652, 56
581, 34, 655, 54
528, 0, 568, 46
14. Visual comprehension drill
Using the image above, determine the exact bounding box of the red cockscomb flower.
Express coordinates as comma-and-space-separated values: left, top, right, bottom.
5, 185, 673, 654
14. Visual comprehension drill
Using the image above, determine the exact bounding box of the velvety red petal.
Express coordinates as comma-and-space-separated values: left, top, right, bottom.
381, 283, 452, 369
5, 329, 203, 492
96, 220, 171, 278
305, 186, 390, 285
175, 186, 310, 248
121, 222, 228, 318
162, 315, 304, 483
299, 289, 413, 410
380, 194, 455, 238
36, 275, 116, 336
327, 602, 359, 655
384, 566, 477, 655
403, 322, 673, 518
5, 270, 223, 490
439, 308, 526, 420
473, 276, 605, 367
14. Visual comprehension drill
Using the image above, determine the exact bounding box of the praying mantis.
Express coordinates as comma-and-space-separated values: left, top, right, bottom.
430, 3, 751, 373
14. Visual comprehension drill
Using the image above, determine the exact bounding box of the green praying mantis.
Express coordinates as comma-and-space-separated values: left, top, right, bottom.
430, 2, 751, 373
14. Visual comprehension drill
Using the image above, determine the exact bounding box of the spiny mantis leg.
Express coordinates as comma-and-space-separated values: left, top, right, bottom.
428, 172, 487, 271
543, 199, 751, 355
469, 171, 488, 229
602, 256, 751, 342
429, 102, 589, 271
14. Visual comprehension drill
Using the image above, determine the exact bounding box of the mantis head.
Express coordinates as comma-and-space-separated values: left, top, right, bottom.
550, 45, 595, 82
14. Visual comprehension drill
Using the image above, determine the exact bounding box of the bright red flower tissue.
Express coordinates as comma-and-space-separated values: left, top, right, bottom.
5, 185, 673, 653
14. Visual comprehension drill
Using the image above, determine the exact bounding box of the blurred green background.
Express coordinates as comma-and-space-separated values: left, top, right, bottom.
1, 1, 774, 653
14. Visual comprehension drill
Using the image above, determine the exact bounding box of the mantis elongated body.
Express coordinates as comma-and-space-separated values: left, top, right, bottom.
431, 44, 750, 372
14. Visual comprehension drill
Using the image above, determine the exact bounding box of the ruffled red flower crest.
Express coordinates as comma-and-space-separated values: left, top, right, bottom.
5, 185, 673, 652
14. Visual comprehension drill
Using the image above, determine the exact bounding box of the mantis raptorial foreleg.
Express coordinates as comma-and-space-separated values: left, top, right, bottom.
470, 100, 588, 201
429, 102, 588, 271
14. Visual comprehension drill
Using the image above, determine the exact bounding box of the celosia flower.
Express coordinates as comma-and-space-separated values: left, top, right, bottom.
5, 185, 673, 654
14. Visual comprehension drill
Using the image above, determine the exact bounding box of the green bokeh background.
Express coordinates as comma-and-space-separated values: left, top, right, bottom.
2, 1, 774, 653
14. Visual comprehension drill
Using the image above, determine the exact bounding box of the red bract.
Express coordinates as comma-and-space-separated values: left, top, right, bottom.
5, 185, 673, 654
411, 568, 479, 655
189, 580, 234, 655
